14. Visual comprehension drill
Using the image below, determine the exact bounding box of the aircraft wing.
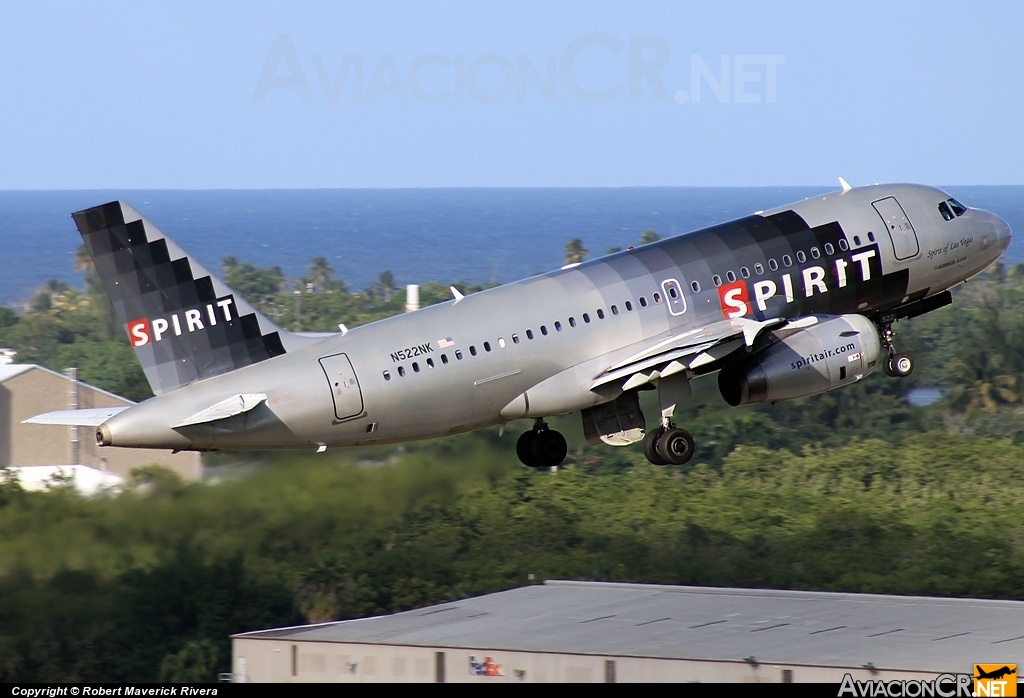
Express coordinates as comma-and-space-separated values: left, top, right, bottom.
24, 406, 131, 426
590, 316, 787, 391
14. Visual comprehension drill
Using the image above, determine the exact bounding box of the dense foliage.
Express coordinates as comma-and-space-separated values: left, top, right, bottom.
1, 251, 1023, 681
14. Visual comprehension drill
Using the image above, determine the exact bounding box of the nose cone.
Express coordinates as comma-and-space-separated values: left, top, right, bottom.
976, 209, 1012, 258
995, 213, 1013, 254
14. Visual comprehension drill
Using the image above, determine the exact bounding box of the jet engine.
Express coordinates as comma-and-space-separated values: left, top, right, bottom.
718, 314, 882, 406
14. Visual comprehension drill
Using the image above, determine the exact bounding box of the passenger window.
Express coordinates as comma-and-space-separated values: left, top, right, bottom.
610, 305, 619, 315
726, 270, 736, 282
568, 317, 576, 327
483, 341, 491, 351
754, 263, 764, 275
597, 309, 605, 319
383, 370, 391, 381
653, 292, 661, 303
455, 350, 463, 360
782, 255, 792, 267
583, 313, 591, 323
810, 247, 820, 259
540, 325, 548, 335
554, 321, 562, 331
639, 296, 648, 307
441, 354, 449, 364
712, 274, 722, 286
412, 362, 419, 372
839, 239, 849, 251
740, 266, 750, 278
624, 301, 633, 311
867, 232, 875, 242
470, 346, 477, 356
691, 281, 701, 293
526, 329, 534, 340
498, 337, 506, 348
824, 243, 834, 255
796, 251, 806, 263
769, 259, 779, 271
426, 358, 434, 368
853, 236, 861, 246
512, 334, 519, 344
397, 366, 406, 377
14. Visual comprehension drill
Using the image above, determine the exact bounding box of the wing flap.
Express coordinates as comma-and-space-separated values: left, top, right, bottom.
24, 406, 129, 426
590, 317, 786, 391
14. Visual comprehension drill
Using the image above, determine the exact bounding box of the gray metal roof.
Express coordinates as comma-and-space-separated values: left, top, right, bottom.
235, 581, 1024, 673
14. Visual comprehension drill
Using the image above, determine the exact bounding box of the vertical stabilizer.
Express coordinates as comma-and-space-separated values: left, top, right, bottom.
73, 201, 310, 395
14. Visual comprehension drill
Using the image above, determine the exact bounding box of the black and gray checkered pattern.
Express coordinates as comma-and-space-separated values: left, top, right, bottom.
73, 201, 287, 395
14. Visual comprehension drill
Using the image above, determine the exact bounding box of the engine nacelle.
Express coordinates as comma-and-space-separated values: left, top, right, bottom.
718, 314, 882, 406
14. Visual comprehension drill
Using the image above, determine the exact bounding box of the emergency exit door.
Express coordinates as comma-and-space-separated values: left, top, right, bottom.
318, 353, 364, 421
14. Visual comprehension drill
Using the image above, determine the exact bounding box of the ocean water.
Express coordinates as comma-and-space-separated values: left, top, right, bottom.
1, 186, 1021, 306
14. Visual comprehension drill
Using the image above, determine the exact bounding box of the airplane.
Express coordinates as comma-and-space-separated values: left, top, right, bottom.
27, 180, 1012, 469
975, 666, 1016, 681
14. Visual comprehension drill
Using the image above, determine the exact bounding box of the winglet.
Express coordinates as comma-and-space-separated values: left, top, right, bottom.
838, 177, 853, 192
450, 286, 465, 304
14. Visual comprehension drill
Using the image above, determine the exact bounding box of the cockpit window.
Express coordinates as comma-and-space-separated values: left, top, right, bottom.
938, 201, 954, 221
948, 198, 967, 217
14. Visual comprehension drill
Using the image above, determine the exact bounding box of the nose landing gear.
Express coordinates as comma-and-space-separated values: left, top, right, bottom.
879, 316, 914, 377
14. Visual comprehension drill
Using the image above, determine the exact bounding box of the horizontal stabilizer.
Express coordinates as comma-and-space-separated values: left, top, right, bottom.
24, 406, 129, 426
173, 393, 267, 428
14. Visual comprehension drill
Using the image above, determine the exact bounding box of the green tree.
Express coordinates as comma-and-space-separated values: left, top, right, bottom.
303, 256, 337, 292
372, 270, 396, 301
221, 258, 284, 312
638, 229, 662, 245
563, 238, 588, 265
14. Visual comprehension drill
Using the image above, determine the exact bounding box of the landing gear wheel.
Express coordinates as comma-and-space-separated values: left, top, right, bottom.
878, 317, 913, 379
517, 421, 567, 469
533, 430, 568, 468
889, 353, 914, 378
643, 429, 668, 466
656, 427, 695, 466
516, 431, 539, 468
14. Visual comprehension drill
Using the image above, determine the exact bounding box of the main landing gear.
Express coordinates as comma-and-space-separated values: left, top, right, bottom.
879, 315, 914, 378
516, 419, 568, 468
642, 422, 696, 466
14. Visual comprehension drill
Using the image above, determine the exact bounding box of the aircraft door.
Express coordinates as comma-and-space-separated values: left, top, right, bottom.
660, 278, 688, 316
318, 353, 364, 421
873, 197, 920, 260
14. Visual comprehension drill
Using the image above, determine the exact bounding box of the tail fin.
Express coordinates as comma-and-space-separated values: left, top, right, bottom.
73, 201, 310, 395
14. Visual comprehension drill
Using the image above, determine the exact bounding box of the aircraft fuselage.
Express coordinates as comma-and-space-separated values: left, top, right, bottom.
94, 183, 1011, 453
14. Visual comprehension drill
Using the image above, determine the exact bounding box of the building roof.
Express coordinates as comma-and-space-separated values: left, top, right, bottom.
0, 364, 33, 383
0, 363, 134, 403
235, 580, 1024, 673
8, 464, 124, 495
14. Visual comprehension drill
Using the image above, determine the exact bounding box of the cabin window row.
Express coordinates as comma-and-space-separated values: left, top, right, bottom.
707, 238, 855, 288
381, 292, 669, 381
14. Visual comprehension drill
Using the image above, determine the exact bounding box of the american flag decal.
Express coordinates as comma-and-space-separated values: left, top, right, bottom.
437, 337, 455, 349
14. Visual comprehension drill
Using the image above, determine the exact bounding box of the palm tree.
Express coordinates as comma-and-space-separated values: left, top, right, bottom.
637, 230, 663, 245
563, 238, 588, 265
306, 257, 335, 291
73, 244, 95, 293
372, 270, 396, 301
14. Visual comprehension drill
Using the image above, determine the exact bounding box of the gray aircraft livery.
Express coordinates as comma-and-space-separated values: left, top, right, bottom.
28, 181, 1012, 468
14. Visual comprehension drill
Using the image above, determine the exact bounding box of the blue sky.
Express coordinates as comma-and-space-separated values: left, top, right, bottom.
2, 1, 1022, 188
